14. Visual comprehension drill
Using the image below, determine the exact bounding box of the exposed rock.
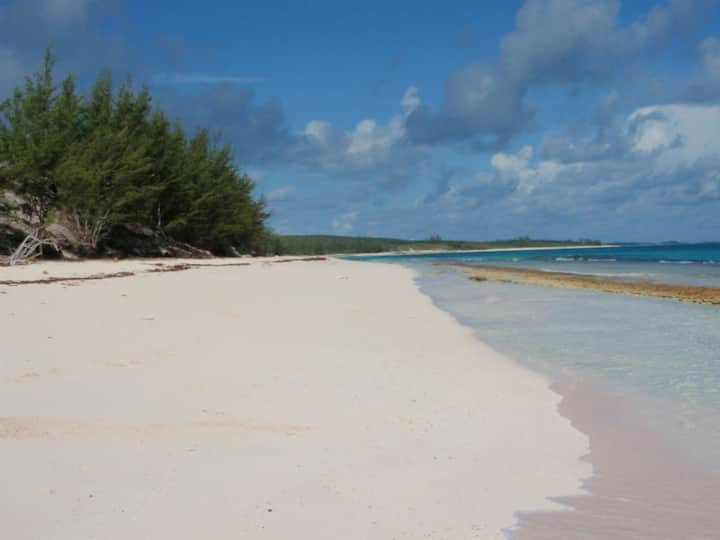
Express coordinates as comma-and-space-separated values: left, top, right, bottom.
446, 262, 720, 306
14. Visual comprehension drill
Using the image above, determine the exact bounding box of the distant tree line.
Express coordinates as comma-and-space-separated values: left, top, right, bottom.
0, 50, 270, 262
276, 235, 602, 255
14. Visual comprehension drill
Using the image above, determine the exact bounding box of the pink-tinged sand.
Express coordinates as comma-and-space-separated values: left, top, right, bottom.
513, 376, 720, 540
0, 258, 589, 539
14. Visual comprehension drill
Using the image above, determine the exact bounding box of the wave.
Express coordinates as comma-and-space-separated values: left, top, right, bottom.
659, 260, 696, 265
541, 268, 653, 279
551, 256, 619, 263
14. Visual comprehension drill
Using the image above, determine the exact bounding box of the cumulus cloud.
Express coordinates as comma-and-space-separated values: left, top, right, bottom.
160, 83, 431, 184
421, 103, 720, 239
289, 86, 431, 180
627, 105, 720, 175
305, 103, 716, 240
407, 61, 532, 148
407, 0, 706, 147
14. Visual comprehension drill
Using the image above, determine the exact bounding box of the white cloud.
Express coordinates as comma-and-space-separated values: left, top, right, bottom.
332, 211, 358, 234
265, 186, 294, 201
346, 117, 405, 157
628, 110, 679, 153
628, 104, 720, 171
407, 0, 705, 145
295, 87, 430, 179
491, 145, 533, 173
420, 102, 720, 239
304, 121, 335, 146
400, 86, 420, 114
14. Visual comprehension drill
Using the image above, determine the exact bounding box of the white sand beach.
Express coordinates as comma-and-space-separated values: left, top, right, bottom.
0, 257, 590, 539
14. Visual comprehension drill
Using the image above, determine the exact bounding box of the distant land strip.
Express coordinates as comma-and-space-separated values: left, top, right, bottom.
443, 263, 720, 306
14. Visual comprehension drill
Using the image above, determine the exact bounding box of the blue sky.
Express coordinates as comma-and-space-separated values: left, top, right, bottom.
2, 0, 720, 241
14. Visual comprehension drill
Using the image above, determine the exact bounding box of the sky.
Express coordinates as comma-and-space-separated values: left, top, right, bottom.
1, 0, 720, 242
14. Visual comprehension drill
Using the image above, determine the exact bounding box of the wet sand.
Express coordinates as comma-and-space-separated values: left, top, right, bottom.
513, 376, 720, 540
445, 263, 720, 305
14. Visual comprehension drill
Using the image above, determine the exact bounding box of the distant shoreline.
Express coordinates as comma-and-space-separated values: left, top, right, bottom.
344, 244, 618, 258
0, 244, 614, 268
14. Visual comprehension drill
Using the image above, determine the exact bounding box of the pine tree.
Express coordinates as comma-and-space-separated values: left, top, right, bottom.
144, 111, 187, 234
56, 75, 156, 252
1, 49, 65, 233
163, 130, 269, 254
0, 49, 76, 261
1, 49, 271, 260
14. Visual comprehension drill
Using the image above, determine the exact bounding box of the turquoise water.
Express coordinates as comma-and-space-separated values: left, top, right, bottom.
351, 243, 720, 264
352, 243, 720, 287
350, 244, 720, 467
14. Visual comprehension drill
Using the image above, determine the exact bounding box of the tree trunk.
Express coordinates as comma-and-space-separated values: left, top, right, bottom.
9, 230, 57, 265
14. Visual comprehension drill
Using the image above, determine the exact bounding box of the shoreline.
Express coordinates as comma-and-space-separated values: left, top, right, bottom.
412, 261, 720, 538
0, 257, 590, 539
513, 375, 720, 539
0, 244, 615, 270
344, 244, 616, 258
447, 262, 720, 305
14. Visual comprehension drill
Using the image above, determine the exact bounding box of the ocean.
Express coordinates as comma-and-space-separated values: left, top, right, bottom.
350, 244, 720, 535
355, 243, 720, 286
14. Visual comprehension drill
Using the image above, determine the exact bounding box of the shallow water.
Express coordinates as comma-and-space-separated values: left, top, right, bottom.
354, 246, 720, 536
413, 265, 720, 469
418, 267, 720, 406
353, 243, 720, 287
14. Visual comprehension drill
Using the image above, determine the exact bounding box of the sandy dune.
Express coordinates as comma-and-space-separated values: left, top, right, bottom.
0, 258, 589, 539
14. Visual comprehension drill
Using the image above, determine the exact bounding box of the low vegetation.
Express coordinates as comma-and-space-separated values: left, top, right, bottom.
275, 235, 602, 255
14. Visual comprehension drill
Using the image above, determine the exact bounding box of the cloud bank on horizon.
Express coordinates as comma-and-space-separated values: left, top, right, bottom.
1, 0, 719, 242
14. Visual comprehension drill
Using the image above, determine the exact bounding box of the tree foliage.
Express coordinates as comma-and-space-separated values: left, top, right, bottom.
0, 49, 270, 259
275, 235, 603, 255
0, 49, 66, 233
